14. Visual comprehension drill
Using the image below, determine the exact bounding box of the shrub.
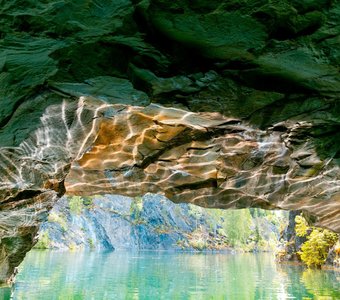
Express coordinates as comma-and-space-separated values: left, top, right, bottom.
82, 196, 93, 207
48, 212, 67, 231
88, 238, 95, 250
130, 196, 144, 219
189, 239, 207, 251
295, 215, 338, 268
295, 215, 308, 237
69, 196, 83, 215
34, 231, 50, 249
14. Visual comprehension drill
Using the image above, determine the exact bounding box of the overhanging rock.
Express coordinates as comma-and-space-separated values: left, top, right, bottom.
0, 98, 339, 285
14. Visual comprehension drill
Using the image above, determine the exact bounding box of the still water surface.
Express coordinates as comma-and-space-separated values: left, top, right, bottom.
12, 250, 340, 299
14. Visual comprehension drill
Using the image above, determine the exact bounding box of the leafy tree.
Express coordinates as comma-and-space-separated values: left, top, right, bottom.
34, 231, 50, 249
295, 214, 338, 268
295, 215, 309, 237
224, 209, 252, 247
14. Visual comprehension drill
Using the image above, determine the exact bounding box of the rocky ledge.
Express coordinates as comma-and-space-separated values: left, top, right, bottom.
0, 0, 339, 284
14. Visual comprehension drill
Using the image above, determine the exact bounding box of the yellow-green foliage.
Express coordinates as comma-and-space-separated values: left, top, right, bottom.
189, 239, 207, 251
69, 196, 83, 215
224, 209, 252, 247
335, 241, 340, 256
188, 204, 203, 219
88, 238, 95, 250
200, 207, 253, 247
295, 215, 309, 237
82, 196, 94, 207
134, 196, 143, 212
130, 196, 144, 219
295, 215, 338, 268
69, 242, 77, 251
34, 231, 50, 249
48, 212, 67, 231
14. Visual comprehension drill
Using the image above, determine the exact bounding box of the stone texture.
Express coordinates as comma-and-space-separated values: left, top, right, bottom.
278, 210, 308, 262
0, 0, 339, 285
0, 191, 58, 284
1, 99, 338, 233
147, 9, 267, 61
50, 76, 150, 106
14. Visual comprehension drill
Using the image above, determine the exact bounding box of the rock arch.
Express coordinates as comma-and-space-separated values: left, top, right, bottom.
0, 97, 339, 284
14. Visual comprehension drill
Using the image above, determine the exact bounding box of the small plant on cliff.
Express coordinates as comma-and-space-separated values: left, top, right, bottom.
88, 238, 95, 250
189, 239, 207, 251
34, 231, 50, 249
82, 196, 94, 207
130, 196, 144, 220
69, 196, 84, 215
295, 215, 338, 268
295, 215, 309, 237
48, 212, 67, 231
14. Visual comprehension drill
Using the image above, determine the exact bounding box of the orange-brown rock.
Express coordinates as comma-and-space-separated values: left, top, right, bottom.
0, 97, 339, 283
64, 100, 339, 232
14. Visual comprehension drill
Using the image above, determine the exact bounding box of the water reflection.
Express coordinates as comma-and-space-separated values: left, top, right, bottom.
13, 250, 340, 300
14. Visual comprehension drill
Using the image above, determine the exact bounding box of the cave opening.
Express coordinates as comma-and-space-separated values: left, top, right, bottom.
0, 97, 339, 291
1, 0, 339, 298
8, 193, 340, 299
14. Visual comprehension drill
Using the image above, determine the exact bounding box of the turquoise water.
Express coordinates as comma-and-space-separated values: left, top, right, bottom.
12, 250, 340, 300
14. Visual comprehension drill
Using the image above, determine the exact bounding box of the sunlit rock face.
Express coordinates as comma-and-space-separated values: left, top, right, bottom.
0, 0, 340, 285
65, 101, 340, 237
1, 97, 339, 231
0, 97, 101, 283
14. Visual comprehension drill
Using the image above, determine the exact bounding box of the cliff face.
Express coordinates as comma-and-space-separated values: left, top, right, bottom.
0, 0, 339, 283
35, 194, 284, 251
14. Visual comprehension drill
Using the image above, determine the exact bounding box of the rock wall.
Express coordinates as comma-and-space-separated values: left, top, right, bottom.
0, 0, 339, 283
35, 194, 284, 251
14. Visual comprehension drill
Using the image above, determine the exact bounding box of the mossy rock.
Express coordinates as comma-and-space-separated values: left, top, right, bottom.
148, 8, 267, 61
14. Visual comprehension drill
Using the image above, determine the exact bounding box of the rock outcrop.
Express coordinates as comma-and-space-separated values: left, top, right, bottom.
0, 0, 339, 284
